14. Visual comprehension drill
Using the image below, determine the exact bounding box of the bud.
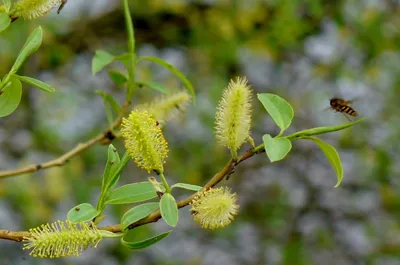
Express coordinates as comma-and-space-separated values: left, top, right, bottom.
23, 220, 102, 258
190, 187, 239, 230
12, 0, 62, 20
215, 77, 252, 158
121, 110, 168, 173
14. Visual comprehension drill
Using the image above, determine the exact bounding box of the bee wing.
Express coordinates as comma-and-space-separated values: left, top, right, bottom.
346, 97, 360, 105
341, 112, 353, 121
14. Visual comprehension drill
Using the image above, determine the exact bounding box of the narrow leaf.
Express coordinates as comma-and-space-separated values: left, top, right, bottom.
96, 91, 121, 125
137, 81, 168, 94
108, 69, 128, 87
14, 75, 55, 92
106, 182, 158, 204
0, 78, 22, 117
67, 203, 99, 223
100, 144, 121, 197
263, 134, 292, 162
287, 118, 365, 140
171, 183, 202, 192
92, 50, 115, 75
304, 136, 343, 187
160, 193, 178, 227
10, 27, 43, 74
121, 202, 159, 230
97, 151, 130, 211
0, 12, 11, 32
257, 93, 294, 133
121, 230, 172, 249
137, 56, 195, 102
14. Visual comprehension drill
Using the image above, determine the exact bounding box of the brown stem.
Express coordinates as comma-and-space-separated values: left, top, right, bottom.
0, 147, 264, 242
0, 102, 130, 179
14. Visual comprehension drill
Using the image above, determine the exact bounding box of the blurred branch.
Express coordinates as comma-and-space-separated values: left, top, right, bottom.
0, 102, 130, 179
0, 145, 264, 242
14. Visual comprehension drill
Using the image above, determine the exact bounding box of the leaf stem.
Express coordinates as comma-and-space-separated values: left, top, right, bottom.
159, 172, 171, 193
286, 118, 365, 140
122, 0, 136, 99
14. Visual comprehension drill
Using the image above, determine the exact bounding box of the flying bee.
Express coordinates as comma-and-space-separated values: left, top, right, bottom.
328, 98, 358, 120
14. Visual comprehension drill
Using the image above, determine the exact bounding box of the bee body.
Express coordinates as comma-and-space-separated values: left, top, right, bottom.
329, 98, 358, 117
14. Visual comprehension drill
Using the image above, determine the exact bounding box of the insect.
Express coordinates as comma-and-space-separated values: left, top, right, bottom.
329, 98, 358, 120
57, 0, 68, 14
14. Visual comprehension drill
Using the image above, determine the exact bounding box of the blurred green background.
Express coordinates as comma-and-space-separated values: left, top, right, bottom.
0, 0, 399, 264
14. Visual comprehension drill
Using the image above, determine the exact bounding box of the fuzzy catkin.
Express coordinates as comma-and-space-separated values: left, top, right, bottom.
12, 0, 62, 19
121, 110, 168, 173
215, 77, 252, 155
23, 220, 102, 258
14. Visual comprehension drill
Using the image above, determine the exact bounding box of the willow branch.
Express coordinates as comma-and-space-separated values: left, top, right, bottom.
106, 146, 263, 232
0, 102, 130, 179
0, 144, 265, 242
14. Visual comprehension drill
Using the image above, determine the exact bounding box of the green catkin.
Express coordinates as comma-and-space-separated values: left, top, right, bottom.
23, 220, 102, 258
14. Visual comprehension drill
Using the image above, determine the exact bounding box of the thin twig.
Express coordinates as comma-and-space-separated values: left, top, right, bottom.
0, 146, 263, 242
0, 102, 129, 179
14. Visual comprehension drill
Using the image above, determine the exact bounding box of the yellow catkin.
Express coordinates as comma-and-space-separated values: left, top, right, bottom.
136, 91, 191, 125
23, 220, 102, 258
215, 77, 252, 156
121, 110, 169, 173
190, 187, 239, 230
13, 0, 62, 19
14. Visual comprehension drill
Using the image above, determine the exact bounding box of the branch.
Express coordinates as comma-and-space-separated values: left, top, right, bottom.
0, 145, 265, 242
0, 102, 130, 179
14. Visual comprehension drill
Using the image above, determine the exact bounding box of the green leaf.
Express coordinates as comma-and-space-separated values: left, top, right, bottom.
262, 134, 292, 162
67, 203, 99, 223
137, 81, 168, 94
257, 93, 294, 133
160, 193, 178, 227
10, 27, 43, 74
304, 136, 343, 187
106, 182, 158, 204
121, 230, 172, 249
100, 144, 121, 196
92, 50, 115, 75
96, 91, 121, 125
0, 12, 11, 32
115, 53, 131, 65
287, 118, 365, 140
171, 183, 202, 192
13, 75, 55, 93
0, 78, 22, 117
137, 56, 195, 102
108, 69, 128, 87
97, 151, 130, 211
121, 202, 159, 230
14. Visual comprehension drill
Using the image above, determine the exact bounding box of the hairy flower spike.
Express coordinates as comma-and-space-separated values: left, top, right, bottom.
137, 91, 191, 126
215, 77, 252, 158
23, 220, 102, 258
121, 110, 168, 173
13, 0, 62, 20
190, 187, 239, 230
